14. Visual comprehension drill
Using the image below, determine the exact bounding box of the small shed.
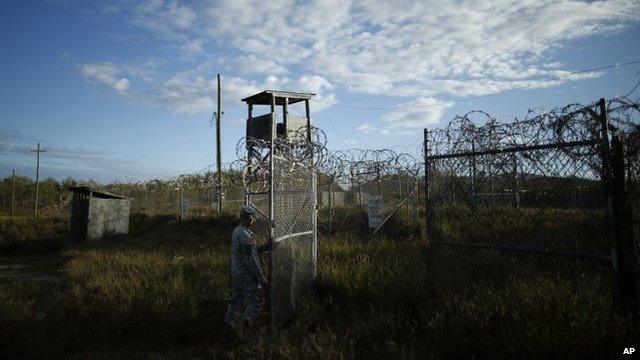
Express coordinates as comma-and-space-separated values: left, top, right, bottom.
68, 186, 130, 242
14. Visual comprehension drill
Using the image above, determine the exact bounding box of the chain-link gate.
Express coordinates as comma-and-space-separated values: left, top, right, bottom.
424, 101, 616, 307
246, 160, 317, 328
270, 156, 316, 327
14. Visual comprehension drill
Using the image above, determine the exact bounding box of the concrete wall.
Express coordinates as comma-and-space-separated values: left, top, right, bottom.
70, 197, 130, 242
87, 198, 130, 241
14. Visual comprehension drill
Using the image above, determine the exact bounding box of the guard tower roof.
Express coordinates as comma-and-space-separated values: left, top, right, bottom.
241, 90, 315, 105
68, 186, 127, 199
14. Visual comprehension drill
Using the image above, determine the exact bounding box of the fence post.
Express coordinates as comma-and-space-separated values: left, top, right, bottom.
11, 169, 16, 218
512, 154, 520, 210
598, 98, 621, 313
489, 163, 495, 206
414, 176, 419, 235
329, 181, 333, 241
424, 128, 434, 289
611, 135, 638, 314
470, 138, 476, 207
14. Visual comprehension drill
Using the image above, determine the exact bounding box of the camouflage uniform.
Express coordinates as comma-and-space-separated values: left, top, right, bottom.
224, 223, 268, 327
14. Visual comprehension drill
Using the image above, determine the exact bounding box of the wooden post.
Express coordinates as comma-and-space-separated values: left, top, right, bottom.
424, 129, 431, 244
512, 154, 520, 210
489, 163, 495, 206
328, 181, 333, 240
283, 97, 289, 135
216, 74, 223, 214
11, 169, 16, 217
31, 142, 46, 219
305, 100, 311, 142
247, 103, 253, 176
414, 176, 419, 234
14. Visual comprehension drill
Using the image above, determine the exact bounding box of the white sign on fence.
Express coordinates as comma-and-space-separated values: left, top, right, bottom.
180, 196, 189, 219
368, 195, 383, 229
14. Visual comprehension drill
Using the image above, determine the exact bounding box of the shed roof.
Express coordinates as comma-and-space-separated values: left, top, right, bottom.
68, 186, 128, 199
241, 90, 315, 105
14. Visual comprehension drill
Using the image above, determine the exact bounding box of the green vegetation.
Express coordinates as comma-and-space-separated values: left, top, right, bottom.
0, 212, 636, 358
0, 217, 69, 253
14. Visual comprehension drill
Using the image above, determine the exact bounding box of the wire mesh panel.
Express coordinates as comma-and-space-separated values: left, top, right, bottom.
613, 102, 640, 312
270, 156, 316, 327
425, 105, 615, 305
247, 192, 272, 283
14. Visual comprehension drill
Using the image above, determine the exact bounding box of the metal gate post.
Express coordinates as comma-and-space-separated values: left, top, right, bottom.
598, 98, 620, 313
269, 93, 276, 326
611, 135, 639, 314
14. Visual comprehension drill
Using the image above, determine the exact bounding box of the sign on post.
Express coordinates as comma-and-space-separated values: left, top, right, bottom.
368, 195, 383, 229
180, 195, 189, 220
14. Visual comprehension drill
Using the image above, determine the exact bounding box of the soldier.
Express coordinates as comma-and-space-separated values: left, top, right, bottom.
224, 205, 271, 329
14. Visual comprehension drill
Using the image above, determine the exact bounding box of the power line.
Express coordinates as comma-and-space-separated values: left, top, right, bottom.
320, 107, 347, 145
622, 69, 640, 98
312, 59, 640, 111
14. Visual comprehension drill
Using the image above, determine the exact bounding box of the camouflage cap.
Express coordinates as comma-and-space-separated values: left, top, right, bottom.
240, 205, 256, 219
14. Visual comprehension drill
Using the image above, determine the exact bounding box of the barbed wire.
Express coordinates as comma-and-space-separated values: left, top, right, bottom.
92, 97, 639, 204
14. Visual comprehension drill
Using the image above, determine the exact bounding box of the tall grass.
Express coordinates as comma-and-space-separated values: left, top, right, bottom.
0, 213, 636, 358
0, 217, 69, 253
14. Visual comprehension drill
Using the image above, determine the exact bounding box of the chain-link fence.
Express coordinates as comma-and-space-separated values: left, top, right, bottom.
314, 148, 423, 240
424, 98, 639, 313
269, 156, 316, 327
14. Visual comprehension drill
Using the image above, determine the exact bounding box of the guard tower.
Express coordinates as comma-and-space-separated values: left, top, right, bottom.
241, 90, 318, 328
242, 90, 315, 155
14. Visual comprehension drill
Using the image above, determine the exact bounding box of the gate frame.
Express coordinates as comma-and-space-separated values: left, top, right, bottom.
423, 97, 637, 312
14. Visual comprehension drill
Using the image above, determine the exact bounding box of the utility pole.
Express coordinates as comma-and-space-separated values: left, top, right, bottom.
11, 169, 16, 217
31, 142, 46, 219
216, 73, 223, 214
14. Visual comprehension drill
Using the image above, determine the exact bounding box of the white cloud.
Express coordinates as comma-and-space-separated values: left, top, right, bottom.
166, 1, 197, 29
382, 97, 455, 131
229, 55, 288, 75
356, 123, 376, 134
181, 39, 204, 54
200, 0, 639, 98
78, 62, 130, 92
131, 0, 197, 38
155, 73, 262, 115
83, 0, 640, 124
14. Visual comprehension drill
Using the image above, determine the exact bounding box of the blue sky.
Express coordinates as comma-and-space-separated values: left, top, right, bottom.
1, 0, 640, 183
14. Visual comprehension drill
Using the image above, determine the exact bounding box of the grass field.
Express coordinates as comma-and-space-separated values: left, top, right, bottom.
0, 213, 637, 359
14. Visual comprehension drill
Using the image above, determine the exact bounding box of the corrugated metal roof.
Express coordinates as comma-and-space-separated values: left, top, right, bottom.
242, 90, 315, 105
68, 186, 128, 199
